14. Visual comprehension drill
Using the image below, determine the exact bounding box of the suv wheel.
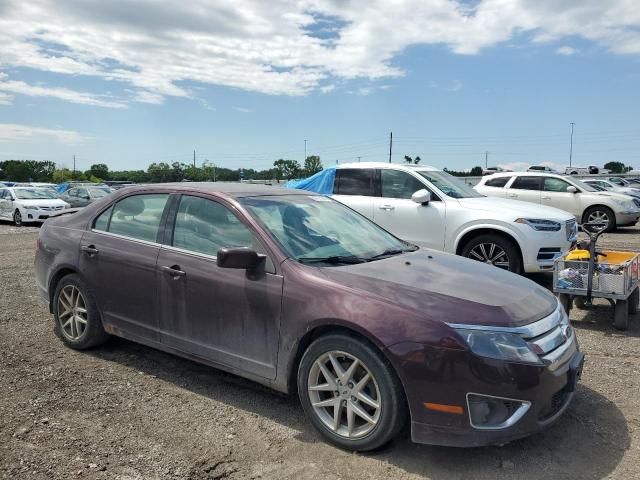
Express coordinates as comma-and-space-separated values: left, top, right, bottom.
297, 334, 406, 451
13, 209, 22, 227
53, 274, 109, 349
583, 206, 615, 232
461, 234, 522, 273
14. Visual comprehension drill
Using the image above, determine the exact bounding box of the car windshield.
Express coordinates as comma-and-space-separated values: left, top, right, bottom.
13, 188, 58, 199
586, 183, 606, 191
241, 195, 415, 264
568, 178, 598, 192
415, 170, 483, 199
89, 188, 110, 198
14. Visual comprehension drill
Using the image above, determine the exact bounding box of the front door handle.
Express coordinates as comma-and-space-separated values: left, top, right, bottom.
81, 245, 99, 256
161, 265, 186, 278
378, 204, 395, 211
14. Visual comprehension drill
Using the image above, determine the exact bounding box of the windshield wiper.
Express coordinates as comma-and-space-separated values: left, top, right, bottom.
298, 255, 366, 265
364, 247, 418, 261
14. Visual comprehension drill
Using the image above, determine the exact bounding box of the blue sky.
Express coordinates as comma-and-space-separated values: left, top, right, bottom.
0, 0, 639, 173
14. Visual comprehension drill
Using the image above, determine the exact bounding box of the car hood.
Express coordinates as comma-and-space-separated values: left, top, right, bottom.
319, 250, 557, 328
457, 196, 574, 220
17, 198, 67, 207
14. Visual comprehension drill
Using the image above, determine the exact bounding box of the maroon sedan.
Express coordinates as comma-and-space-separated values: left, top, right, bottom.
35, 183, 583, 450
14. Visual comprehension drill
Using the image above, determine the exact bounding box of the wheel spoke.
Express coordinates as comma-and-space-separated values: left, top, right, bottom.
478, 244, 489, 260
353, 373, 370, 393
350, 401, 376, 424
308, 383, 334, 392
312, 397, 339, 409
341, 358, 359, 384
346, 404, 355, 437
333, 401, 343, 431
488, 243, 495, 259
75, 316, 87, 325
62, 318, 73, 329
328, 353, 345, 378
316, 361, 337, 388
470, 250, 484, 261
356, 391, 380, 409
490, 250, 506, 262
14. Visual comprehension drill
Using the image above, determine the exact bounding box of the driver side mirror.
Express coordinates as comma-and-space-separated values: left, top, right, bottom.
217, 246, 265, 270
411, 189, 431, 205
567, 186, 578, 194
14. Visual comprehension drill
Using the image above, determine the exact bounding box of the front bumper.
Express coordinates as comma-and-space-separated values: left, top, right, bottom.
615, 211, 640, 226
521, 226, 577, 273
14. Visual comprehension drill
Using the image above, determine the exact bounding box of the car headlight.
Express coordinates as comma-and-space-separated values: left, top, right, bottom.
612, 199, 638, 210
514, 218, 561, 231
454, 329, 542, 364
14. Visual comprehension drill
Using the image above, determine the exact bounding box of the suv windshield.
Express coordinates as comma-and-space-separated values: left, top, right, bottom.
241, 195, 415, 264
88, 187, 110, 198
415, 170, 483, 199
13, 188, 58, 199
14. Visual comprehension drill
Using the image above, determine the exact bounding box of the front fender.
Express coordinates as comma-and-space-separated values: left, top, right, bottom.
452, 221, 525, 254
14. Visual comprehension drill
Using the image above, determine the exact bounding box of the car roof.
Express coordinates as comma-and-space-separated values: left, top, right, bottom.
483, 171, 565, 178
338, 161, 440, 171
120, 182, 308, 198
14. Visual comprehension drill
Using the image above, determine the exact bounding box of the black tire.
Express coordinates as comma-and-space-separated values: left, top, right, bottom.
461, 234, 522, 274
13, 209, 22, 227
614, 300, 628, 331
573, 296, 587, 309
583, 206, 616, 233
297, 334, 407, 451
53, 274, 110, 349
558, 294, 572, 315
629, 287, 639, 315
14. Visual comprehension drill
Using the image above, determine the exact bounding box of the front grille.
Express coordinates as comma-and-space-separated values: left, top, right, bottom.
521, 305, 573, 364
537, 247, 562, 261
565, 219, 578, 241
39, 206, 64, 211
538, 388, 571, 421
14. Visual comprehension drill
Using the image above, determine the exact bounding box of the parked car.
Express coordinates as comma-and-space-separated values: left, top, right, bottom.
476, 172, 640, 232
59, 185, 112, 208
35, 183, 583, 450
608, 177, 640, 189
527, 165, 557, 173
322, 163, 577, 274
564, 166, 600, 175
0, 186, 69, 225
482, 166, 508, 176
581, 179, 640, 200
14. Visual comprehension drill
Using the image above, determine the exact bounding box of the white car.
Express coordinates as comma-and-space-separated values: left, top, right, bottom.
326, 163, 578, 274
0, 187, 69, 226
475, 172, 640, 232
527, 165, 558, 173
581, 179, 640, 200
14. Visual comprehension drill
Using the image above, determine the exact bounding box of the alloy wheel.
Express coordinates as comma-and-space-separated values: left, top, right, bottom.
587, 210, 609, 228
57, 285, 88, 341
468, 243, 510, 269
307, 351, 381, 439
13, 210, 22, 226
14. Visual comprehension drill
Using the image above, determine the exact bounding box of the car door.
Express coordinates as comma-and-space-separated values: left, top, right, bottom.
62, 188, 79, 208
541, 177, 582, 217
0, 189, 9, 218
75, 187, 91, 207
372, 168, 446, 250
157, 194, 283, 380
79, 193, 171, 341
505, 176, 543, 204
331, 168, 375, 218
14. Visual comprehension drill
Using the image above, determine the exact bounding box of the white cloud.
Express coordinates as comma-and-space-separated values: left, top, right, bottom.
556, 46, 578, 56
0, 92, 12, 105
0, 123, 92, 145
446, 80, 463, 92
319, 84, 335, 93
0, 0, 638, 105
232, 106, 254, 113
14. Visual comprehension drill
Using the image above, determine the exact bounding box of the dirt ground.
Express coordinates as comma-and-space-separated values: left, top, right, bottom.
1, 221, 639, 480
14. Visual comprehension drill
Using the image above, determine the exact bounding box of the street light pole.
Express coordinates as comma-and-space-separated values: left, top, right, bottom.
569, 122, 575, 167
304, 139, 307, 164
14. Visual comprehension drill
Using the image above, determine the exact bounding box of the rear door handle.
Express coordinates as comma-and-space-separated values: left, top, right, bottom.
378, 205, 395, 211
80, 245, 99, 256
161, 265, 186, 278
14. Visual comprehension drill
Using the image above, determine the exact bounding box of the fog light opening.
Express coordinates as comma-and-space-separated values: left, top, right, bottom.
467, 393, 530, 430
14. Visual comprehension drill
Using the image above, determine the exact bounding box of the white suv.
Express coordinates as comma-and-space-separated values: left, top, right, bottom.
324, 163, 577, 274
475, 172, 640, 232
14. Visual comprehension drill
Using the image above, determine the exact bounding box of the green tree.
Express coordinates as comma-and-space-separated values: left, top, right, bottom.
404, 155, 421, 165
0, 160, 56, 182
604, 161, 626, 174
470, 166, 483, 176
85, 163, 110, 181
273, 159, 301, 180
303, 155, 323, 176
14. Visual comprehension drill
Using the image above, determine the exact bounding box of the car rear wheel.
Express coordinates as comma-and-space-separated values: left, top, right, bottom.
461, 234, 522, 273
13, 209, 22, 227
297, 334, 406, 451
583, 206, 615, 232
53, 274, 109, 349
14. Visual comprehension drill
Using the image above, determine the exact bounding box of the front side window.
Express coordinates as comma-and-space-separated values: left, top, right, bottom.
380, 169, 426, 199
510, 176, 542, 191
172, 195, 253, 256
106, 194, 169, 242
334, 168, 374, 196
543, 177, 572, 192
485, 177, 510, 188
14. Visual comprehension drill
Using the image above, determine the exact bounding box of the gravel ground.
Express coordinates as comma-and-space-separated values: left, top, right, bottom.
1, 220, 639, 480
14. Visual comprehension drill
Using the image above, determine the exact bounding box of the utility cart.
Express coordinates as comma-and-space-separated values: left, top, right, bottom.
553, 223, 640, 330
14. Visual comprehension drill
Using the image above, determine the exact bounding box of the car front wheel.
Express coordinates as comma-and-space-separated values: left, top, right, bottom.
461, 234, 522, 273
297, 334, 406, 451
583, 206, 616, 232
13, 209, 22, 227
53, 274, 110, 349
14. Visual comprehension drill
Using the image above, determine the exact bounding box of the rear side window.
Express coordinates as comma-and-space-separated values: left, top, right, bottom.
484, 177, 510, 188
104, 194, 169, 242
334, 169, 374, 196
510, 176, 542, 191
380, 169, 426, 199
172, 195, 253, 256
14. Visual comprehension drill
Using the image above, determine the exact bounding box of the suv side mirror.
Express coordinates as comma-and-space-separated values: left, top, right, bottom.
567, 186, 578, 194
411, 189, 431, 205
217, 246, 265, 270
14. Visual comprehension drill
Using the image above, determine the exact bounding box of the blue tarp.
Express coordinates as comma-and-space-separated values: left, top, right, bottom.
284, 167, 336, 195
56, 182, 70, 193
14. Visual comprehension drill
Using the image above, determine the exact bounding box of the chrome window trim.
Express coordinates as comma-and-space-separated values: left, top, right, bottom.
466, 392, 531, 430
90, 229, 161, 247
